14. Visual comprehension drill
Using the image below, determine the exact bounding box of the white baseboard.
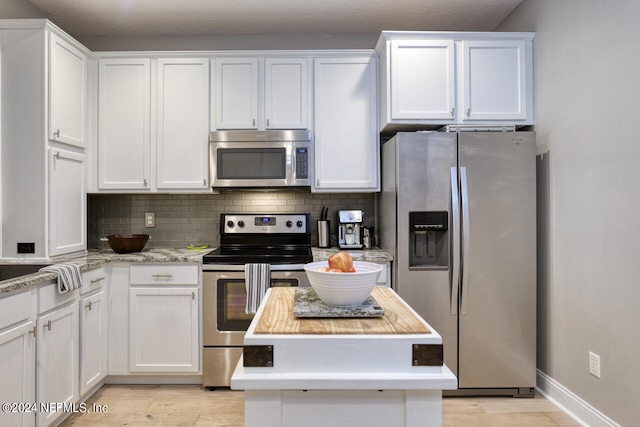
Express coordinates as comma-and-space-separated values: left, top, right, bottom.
536, 370, 621, 427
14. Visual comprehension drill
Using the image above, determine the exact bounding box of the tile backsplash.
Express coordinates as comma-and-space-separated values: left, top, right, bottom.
87, 192, 375, 249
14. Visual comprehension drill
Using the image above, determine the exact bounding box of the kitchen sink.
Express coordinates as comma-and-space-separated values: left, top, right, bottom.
0, 264, 50, 282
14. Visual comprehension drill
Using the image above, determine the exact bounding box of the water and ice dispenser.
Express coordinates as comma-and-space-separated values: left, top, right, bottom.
409, 211, 449, 269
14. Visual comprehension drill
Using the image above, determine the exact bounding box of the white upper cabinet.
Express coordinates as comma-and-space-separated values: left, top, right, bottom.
98, 58, 151, 190
214, 56, 310, 130
156, 58, 210, 190
97, 57, 211, 192
49, 32, 87, 148
264, 58, 309, 129
313, 56, 379, 192
215, 57, 259, 129
376, 31, 534, 132
389, 39, 456, 121
48, 148, 86, 256
460, 39, 528, 121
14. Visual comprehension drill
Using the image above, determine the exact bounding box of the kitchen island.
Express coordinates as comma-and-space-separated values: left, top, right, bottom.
231, 287, 457, 427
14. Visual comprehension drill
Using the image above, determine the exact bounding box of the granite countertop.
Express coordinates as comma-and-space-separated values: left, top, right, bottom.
0, 247, 211, 296
1, 246, 393, 297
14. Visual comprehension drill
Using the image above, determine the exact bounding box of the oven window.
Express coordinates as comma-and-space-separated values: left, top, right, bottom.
217, 278, 299, 332
217, 148, 286, 180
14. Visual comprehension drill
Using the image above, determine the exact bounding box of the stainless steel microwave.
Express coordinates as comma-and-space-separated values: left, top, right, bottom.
209, 130, 312, 189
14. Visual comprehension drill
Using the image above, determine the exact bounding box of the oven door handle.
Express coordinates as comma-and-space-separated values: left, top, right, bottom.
202, 263, 308, 272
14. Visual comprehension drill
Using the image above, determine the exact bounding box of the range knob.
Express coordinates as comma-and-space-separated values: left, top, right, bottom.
297, 220, 304, 228
226, 220, 234, 228
286, 220, 293, 228
237, 220, 245, 228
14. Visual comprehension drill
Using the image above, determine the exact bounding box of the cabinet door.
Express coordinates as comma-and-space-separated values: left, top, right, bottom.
156, 58, 210, 190
390, 39, 456, 120
215, 57, 259, 129
314, 57, 379, 192
79, 291, 107, 396
265, 58, 309, 129
460, 40, 528, 121
0, 322, 36, 427
98, 58, 151, 189
49, 32, 87, 148
129, 287, 199, 372
48, 148, 86, 256
37, 303, 79, 427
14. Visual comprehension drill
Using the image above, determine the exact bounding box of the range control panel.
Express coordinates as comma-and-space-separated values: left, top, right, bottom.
222, 214, 309, 234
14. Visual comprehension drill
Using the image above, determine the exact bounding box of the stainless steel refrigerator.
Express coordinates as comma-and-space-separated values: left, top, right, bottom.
378, 130, 536, 396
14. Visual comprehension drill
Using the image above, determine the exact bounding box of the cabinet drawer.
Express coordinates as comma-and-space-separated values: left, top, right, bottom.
38, 283, 79, 314
129, 264, 199, 285
80, 267, 108, 295
0, 289, 36, 329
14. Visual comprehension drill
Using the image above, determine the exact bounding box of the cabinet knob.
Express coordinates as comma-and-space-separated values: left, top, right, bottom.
28, 326, 37, 338
466, 108, 471, 118
450, 108, 455, 117
143, 179, 148, 187
53, 129, 60, 139
252, 118, 256, 127
44, 320, 52, 331
203, 178, 207, 187
266, 118, 270, 127
85, 301, 93, 310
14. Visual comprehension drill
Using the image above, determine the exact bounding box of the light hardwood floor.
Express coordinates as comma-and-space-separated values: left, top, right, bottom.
59, 385, 581, 426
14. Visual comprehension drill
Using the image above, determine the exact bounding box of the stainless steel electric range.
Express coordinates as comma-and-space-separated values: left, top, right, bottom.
201, 213, 313, 388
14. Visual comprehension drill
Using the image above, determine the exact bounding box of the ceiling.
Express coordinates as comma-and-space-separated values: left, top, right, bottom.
23, 0, 524, 38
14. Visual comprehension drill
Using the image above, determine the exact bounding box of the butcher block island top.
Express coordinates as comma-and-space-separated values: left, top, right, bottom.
254, 287, 432, 335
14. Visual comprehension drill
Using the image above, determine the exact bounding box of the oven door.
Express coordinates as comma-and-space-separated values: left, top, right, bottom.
202, 270, 309, 347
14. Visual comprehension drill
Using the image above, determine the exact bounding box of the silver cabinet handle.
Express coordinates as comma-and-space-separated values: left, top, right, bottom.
143, 179, 148, 187
90, 277, 105, 284
460, 167, 470, 315
203, 178, 207, 187
466, 108, 471, 118
266, 118, 270, 127
53, 129, 60, 139
450, 108, 455, 117
192, 291, 196, 300
29, 326, 37, 338
85, 301, 93, 310
44, 320, 52, 331
450, 167, 460, 316
152, 274, 173, 278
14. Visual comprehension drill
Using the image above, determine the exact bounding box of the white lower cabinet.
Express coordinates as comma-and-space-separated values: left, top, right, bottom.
37, 302, 79, 427
128, 264, 200, 373
79, 290, 108, 395
129, 287, 199, 372
0, 290, 37, 427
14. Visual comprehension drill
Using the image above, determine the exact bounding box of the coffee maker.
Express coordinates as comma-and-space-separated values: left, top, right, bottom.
338, 210, 363, 249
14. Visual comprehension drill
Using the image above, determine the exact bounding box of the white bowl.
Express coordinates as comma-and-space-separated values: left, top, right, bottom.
303, 261, 383, 307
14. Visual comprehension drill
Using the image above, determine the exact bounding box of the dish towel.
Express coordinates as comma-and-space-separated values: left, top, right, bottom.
39, 263, 83, 294
244, 263, 271, 314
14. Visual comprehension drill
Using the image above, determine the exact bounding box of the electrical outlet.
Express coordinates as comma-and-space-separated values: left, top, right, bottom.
589, 351, 601, 378
145, 212, 155, 228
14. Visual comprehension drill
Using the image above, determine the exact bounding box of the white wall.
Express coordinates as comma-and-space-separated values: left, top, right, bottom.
499, 1, 640, 426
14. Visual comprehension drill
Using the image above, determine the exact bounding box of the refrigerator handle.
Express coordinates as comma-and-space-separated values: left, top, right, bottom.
460, 167, 470, 315
450, 167, 459, 316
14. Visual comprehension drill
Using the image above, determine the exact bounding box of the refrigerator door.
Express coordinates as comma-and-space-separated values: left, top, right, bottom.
457, 131, 536, 389
389, 132, 459, 376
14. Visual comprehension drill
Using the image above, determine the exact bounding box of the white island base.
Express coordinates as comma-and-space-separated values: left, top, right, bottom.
231, 287, 457, 427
